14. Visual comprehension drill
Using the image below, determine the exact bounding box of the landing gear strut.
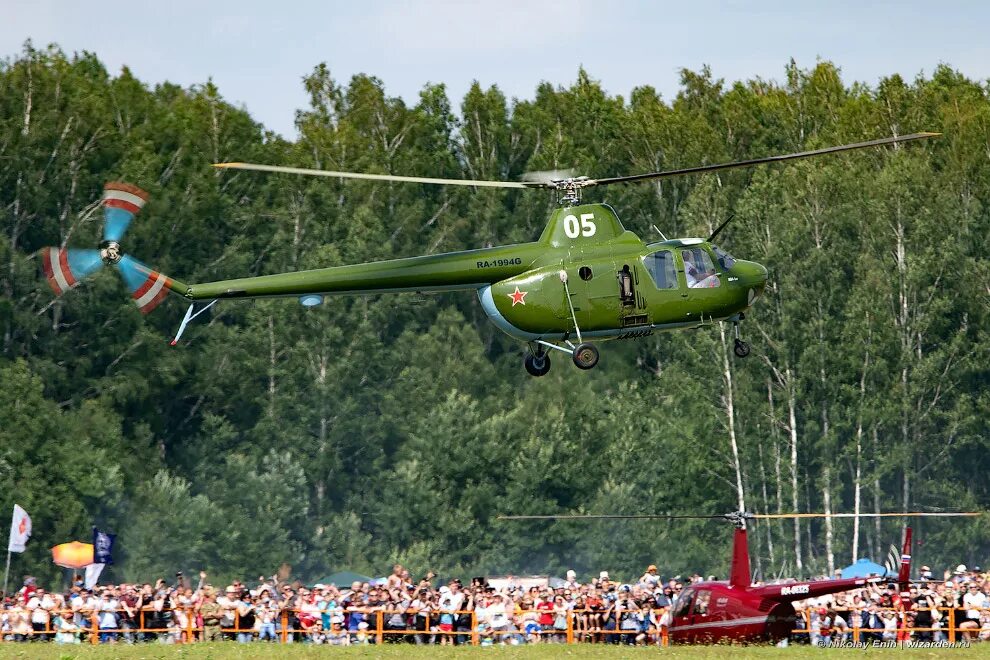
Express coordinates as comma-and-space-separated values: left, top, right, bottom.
733, 319, 750, 358
558, 269, 601, 371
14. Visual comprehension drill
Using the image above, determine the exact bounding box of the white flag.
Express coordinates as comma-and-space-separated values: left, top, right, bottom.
84, 563, 105, 588
8, 504, 31, 553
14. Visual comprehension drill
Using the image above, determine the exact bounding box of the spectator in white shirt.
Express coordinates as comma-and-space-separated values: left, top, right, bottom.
27, 588, 55, 641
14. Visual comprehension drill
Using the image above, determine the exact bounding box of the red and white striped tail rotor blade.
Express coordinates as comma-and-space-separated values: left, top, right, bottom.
115, 254, 174, 314
40, 248, 104, 295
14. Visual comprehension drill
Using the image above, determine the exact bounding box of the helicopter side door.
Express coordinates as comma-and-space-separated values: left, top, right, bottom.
669, 586, 717, 644
562, 255, 622, 332
640, 249, 684, 325
689, 589, 714, 640
670, 587, 695, 642
615, 258, 650, 328
582, 258, 622, 331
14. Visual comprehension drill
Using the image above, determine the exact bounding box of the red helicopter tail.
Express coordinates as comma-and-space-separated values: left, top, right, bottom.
897, 526, 913, 595
729, 525, 751, 588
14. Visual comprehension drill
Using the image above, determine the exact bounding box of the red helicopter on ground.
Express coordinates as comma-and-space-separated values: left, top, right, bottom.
500, 510, 979, 644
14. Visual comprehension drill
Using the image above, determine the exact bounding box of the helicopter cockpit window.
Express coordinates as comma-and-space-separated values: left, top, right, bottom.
712, 245, 736, 270
642, 250, 677, 290
692, 590, 711, 616
681, 248, 720, 288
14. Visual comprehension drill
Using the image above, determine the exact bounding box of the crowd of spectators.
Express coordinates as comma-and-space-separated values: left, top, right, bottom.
1, 563, 988, 645
794, 563, 990, 644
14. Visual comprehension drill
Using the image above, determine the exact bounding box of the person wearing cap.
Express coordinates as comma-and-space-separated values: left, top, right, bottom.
564, 570, 579, 590
198, 592, 222, 642
488, 592, 512, 642
640, 565, 660, 588
409, 585, 433, 645
326, 616, 350, 646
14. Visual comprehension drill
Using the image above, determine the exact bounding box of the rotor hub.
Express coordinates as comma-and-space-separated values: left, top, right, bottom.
548, 177, 592, 206
99, 240, 122, 264
725, 511, 752, 529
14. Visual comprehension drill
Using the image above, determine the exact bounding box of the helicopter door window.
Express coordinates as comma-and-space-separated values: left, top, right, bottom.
642, 250, 677, 290
692, 590, 711, 616
671, 590, 694, 618
681, 248, 720, 288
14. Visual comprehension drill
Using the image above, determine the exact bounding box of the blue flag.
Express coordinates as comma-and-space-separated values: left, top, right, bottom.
93, 527, 115, 565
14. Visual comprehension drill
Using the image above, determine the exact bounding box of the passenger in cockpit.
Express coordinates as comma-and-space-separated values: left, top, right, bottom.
683, 252, 701, 287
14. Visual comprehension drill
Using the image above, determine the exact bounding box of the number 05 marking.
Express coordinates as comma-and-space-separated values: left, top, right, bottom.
563, 213, 597, 239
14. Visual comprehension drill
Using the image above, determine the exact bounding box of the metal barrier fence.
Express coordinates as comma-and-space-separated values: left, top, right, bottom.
1, 606, 987, 645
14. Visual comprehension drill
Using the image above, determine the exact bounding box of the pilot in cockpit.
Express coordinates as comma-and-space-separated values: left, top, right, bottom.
683, 251, 701, 287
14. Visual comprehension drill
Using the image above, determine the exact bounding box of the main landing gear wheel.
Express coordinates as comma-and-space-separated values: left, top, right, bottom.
525, 353, 551, 377
734, 338, 751, 358
572, 343, 600, 370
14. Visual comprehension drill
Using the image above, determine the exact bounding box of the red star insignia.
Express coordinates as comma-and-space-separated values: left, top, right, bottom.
508, 287, 528, 306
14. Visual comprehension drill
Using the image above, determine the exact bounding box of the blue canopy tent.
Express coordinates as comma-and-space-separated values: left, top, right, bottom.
841, 558, 888, 579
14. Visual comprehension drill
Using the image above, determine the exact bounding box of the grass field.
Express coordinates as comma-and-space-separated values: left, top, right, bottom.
0, 643, 983, 659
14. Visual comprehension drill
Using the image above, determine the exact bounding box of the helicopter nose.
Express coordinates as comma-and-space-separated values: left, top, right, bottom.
740, 262, 768, 304
753, 263, 768, 286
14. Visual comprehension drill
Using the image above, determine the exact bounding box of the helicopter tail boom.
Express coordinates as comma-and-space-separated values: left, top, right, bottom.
178, 243, 537, 302
897, 526, 913, 596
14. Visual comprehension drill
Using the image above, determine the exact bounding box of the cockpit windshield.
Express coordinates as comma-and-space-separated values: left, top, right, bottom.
712, 245, 736, 270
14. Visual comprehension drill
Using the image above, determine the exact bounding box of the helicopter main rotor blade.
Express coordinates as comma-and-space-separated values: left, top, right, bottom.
497, 514, 728, 521
498, 510, 982, 521
751, 511, 981, 520
588, 132, 941, 187
214, 162, 540, 189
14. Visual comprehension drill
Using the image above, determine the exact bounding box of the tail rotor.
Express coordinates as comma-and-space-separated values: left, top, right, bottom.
40, 182, 179, 314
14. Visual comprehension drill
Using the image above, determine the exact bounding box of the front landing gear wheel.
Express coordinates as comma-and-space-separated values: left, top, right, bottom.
734, 338, 751, 358
525, 353, 551, 377
572, 343, 600, 370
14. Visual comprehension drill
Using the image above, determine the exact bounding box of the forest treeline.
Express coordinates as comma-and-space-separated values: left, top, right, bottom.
1, 43, 987, 586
